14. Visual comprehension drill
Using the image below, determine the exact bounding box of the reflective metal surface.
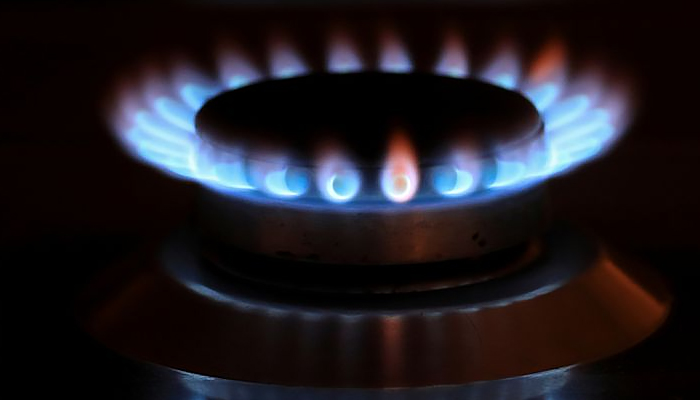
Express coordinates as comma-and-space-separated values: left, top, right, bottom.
78, 226, 670, 391
196, 185, 549, 264
204, 238, 542, 294
177, 365, 572, 400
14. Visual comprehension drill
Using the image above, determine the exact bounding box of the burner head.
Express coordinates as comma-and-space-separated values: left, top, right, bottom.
197, 185, 548, 265
196, 72, 542, 169
193, 72, 548, 264
193, 72, 544, 205
108, 29, 633, 265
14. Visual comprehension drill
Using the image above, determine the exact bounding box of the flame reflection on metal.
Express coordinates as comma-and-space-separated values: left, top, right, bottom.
78, 227, 669, 396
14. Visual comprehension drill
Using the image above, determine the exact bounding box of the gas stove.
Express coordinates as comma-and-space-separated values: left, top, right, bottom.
3, 4, 698, 400
74, 22, 672, 400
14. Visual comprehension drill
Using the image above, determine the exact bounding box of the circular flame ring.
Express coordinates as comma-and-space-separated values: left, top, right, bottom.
110, 33, 630, 206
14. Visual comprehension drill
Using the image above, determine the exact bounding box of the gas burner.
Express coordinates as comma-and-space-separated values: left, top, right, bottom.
196, 72, 542, 205
87, 26, 669, 400
110, 32, 630, 206
192, 70, 550, 264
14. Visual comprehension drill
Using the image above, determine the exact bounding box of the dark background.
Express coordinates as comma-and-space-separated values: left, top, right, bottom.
1, 1, 699, 398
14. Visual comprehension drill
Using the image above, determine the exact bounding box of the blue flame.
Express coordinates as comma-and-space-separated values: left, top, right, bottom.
327, 35, 364, 73
180, 83, 219, 111
227, 75, 254, 89
129, 129, 195, 178
264, 167, 309, 197
544, 95, 590, 131
324, 170, 361, 202
379, 33, 413, 73
213, 159, 253, 190
380, 54, 413, 73
480, 46, 520, 90
126, 127, 189, 155
432, 166, 475, 197
492, 73, 518, 90
437, 64, 468, 79
154, 97, 196, 132
489, 160, 528, 188
525, 83, 561, 112
316, 152, 362, 202
550, 123, 615, 168
434, 35, 469, 78
134, 139, 191, 169
112, 32, 630, 206
218, 50, 262, 90
134, 112, 193, 146
270, 42, 309, 79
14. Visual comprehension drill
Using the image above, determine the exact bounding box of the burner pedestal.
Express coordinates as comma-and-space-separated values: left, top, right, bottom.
196, 186, 549, 265
77, 226, 670, 400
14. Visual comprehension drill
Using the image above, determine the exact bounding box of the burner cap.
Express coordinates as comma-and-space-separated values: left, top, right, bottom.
195, 72, 543, 167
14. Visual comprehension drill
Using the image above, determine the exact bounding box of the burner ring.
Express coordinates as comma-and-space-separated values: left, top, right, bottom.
110, 32, 631, 206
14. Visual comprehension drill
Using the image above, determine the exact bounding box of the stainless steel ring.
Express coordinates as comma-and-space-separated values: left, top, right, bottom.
195, 185, 550, 265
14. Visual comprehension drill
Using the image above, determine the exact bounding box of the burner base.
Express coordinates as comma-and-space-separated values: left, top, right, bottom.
77, 226, 670, 399
197, 185, 549, 265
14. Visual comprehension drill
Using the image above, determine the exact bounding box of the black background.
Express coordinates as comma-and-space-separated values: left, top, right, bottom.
2, 1, 699, 398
